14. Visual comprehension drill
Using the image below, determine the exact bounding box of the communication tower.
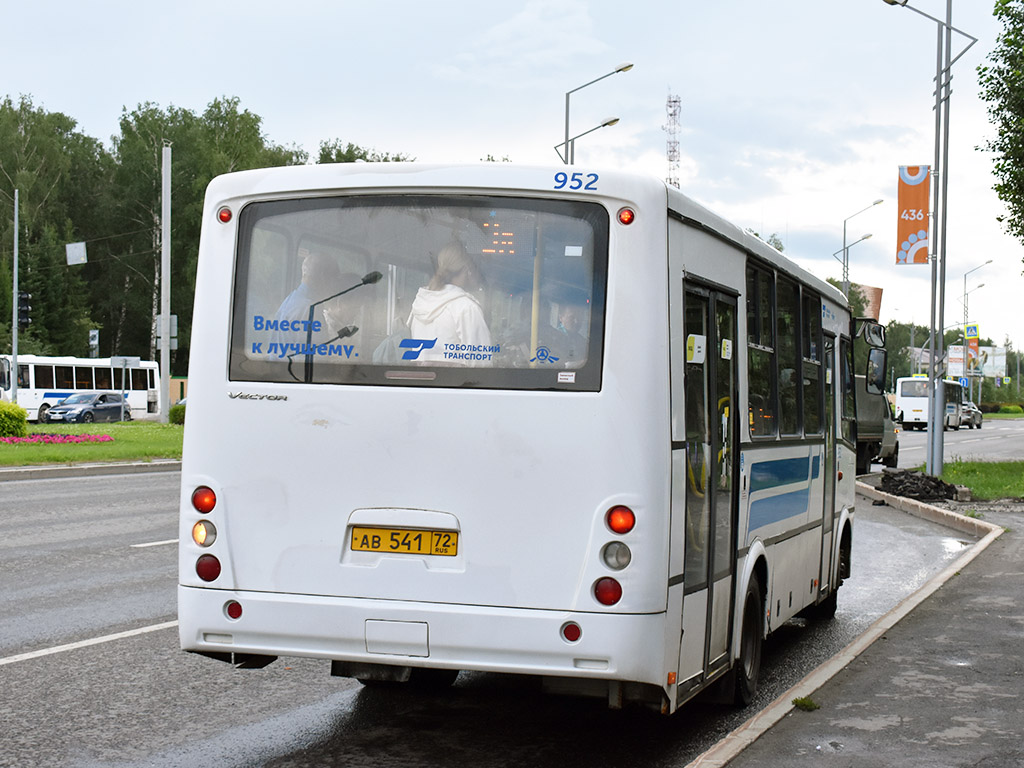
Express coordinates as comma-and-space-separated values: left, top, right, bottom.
663, 93, 681, 188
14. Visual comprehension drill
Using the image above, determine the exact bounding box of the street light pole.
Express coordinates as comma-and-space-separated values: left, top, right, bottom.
883, 0, 976, 476
555, 118, 621, 165
833, 234, 872, 297
841, 199, 883, 296
962, 259, 991, 402
559, 63, 633, 165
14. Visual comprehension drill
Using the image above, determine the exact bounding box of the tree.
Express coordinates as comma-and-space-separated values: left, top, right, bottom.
978, 0, 1024, 249
107, 97, 305, 373
317, 139, 413, 164
0, 96, 103, 355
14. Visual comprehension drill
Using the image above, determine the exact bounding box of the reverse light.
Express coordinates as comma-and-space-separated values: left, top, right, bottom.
192, 520, 217, 547
192, 486, 217, 514
217, 206, 233, 223
617, 207, 635, 225
594, 577, 622, 606
196, 554, 222, 582
602, 541, 632, 570
606, 505, 636, 535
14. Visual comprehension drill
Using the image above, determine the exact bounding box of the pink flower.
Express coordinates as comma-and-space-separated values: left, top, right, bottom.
0, 434, 114, 444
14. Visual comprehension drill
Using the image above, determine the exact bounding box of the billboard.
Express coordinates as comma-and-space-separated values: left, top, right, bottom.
947, 345, 1007, 378
897, 166, 930, 265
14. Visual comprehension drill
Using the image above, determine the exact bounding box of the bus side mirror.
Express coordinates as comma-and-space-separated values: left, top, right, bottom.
866, 347, 887, 395
857, 319, 886, 348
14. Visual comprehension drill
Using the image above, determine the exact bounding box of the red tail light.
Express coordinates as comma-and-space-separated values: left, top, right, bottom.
225, 601, 242, 620
594, 577, 622, 606
196, 554, 221, 582
192, 486, 217, 514
606, 506, 635, 534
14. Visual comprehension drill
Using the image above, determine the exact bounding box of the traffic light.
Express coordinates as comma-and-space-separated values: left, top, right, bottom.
17, 291, 31, 331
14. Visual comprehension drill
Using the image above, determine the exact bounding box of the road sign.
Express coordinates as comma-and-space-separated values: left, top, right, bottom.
959, 377, 968, 388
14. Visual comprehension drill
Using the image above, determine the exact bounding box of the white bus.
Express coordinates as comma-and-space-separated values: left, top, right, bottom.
178, 164, 887, 714
894, 376, 962, 431
0, 354, 161, 422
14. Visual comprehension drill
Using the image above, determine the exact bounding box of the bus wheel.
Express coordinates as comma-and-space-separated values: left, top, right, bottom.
38, 404, 50, 423
734, 576, 764, 706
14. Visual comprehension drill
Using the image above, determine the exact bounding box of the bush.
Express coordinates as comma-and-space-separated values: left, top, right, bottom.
0, 401, 29, 438
169, 403, 186, 425
998, 404, 1024, 414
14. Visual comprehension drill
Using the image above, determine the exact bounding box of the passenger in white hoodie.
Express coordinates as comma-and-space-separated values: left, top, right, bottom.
408, 243, 492, 366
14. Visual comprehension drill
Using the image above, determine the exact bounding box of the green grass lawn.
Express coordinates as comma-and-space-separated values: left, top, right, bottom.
940, 459, 1024, 501
0, 421, 183, 466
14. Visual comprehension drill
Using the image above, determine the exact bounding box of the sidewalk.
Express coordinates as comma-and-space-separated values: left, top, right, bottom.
0, 459, 181, 482
692, 482, 1022, 767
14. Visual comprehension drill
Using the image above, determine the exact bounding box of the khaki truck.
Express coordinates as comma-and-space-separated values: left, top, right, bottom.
856, 374, 899, 474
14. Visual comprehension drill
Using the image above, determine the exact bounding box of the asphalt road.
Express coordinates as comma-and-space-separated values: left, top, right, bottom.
886, 416, 1024, 469
0, 472, 978, 768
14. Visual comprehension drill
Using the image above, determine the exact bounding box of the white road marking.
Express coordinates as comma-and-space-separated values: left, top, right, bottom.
0, 621, 178, 667
131, 539, 178, 548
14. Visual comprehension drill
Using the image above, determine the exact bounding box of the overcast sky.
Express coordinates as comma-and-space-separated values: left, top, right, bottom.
5, 1, 1022, 357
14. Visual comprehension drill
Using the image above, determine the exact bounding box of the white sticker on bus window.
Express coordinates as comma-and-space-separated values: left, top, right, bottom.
826, 370, 833, 385
721, 339, 733, 360
564, 245, 583, 257
686, 335, 706, 364
558, 371, 576, 383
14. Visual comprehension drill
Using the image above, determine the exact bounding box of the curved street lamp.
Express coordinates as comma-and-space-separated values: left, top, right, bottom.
841, 199, 883, 296
558, 63, 633, 165
554, 117, 620, 165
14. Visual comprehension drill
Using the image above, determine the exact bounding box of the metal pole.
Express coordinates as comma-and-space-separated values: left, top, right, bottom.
11, 189, 17, 405
842, 220, 848, 297
925, 19, 942, 474
160, 144, 171, 423
930, 0, 954, 476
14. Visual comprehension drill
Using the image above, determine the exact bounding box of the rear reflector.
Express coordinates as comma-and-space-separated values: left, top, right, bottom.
196, 554, 221, 582
594, 577, 622, 606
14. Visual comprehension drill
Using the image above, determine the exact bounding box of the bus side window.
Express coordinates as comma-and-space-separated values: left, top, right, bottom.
746, 264, 777, 437
0, 358, 9, 390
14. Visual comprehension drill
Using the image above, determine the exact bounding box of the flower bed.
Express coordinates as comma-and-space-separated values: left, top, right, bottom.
0, 433, 114, 445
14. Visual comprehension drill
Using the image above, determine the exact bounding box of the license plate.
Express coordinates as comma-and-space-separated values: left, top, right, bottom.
350, 527, 459, 556
48, 413, 64, 421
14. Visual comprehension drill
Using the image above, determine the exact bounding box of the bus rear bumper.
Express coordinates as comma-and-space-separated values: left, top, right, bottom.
178, 585, 669, 687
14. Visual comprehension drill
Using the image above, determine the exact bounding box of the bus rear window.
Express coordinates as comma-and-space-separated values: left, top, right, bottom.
900, 380, 928, 398
229, 195, 609, 390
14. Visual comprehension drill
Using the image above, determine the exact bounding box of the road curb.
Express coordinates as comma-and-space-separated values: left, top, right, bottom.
0, 460, 182, 482
686, 481, 1004, 768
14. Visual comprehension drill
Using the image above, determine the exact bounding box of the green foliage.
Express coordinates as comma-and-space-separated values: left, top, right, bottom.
0, 422, 182, 466
2, 94, 398, 377
979, 0, 1024, 249
0, 401, 28, 438
941, 459, 1024, 500
317, 139, 413, 164
792, 696, 821, 712
998, 404, 1024, 414
169, 403, 186, 424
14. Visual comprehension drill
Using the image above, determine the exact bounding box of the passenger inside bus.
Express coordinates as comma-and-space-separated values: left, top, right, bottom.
542, 300, 588, 365
408, 242, 492, 365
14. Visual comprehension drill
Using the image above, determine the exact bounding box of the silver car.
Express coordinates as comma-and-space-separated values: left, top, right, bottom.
962, 401, 983, 429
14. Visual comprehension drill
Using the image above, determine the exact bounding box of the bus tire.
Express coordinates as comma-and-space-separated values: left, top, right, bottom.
38, 404, 50, 423
734, 575, 764, 707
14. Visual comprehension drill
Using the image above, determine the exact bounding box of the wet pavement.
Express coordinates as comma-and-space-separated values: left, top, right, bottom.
692, 482, 1023, 768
